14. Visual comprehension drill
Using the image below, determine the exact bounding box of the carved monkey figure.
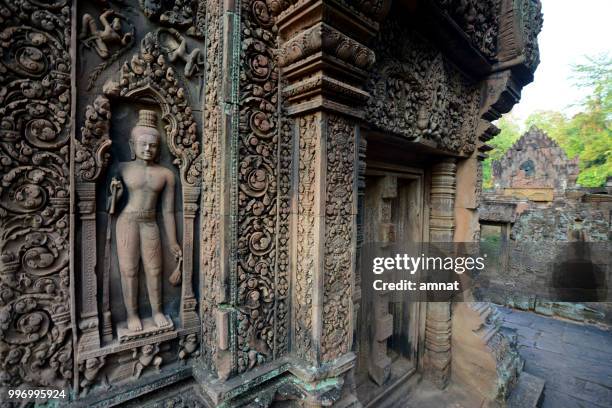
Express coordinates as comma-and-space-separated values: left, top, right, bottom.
132, 344, 162, 378
80, 10, 133, 59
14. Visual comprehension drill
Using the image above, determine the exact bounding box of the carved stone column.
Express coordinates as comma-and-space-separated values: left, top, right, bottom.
276, 1, 387, 405
77, 183, 101, 352
75, 95, 112, 353
424, 159, 457, 388
291, 111, 360, 403
181, 186, 200, 328
429, 160, 458, 242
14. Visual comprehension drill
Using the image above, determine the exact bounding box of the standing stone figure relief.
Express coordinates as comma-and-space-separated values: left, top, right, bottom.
109, 110, 182, 334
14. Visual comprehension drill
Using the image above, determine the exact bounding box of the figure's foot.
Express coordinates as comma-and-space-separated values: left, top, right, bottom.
153, 312, 171, 328
127, 314, 142, 332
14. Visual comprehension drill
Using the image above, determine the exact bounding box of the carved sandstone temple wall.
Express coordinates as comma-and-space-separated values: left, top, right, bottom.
0, 0, 541, 406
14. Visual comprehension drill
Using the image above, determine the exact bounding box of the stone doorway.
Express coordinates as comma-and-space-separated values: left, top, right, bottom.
356, 162, 429, 405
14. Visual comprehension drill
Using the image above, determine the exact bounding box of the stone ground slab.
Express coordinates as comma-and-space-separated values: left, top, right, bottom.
500, 307, 612, 408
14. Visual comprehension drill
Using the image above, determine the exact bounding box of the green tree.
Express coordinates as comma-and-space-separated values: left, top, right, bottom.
570, 54, 611, 187
483, 54, 611, 188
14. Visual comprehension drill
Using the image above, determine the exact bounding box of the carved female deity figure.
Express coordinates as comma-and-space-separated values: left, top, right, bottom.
110, 110, 181, 333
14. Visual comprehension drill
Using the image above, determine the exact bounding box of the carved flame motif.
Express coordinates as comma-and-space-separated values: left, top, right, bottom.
0, 0, 73, 391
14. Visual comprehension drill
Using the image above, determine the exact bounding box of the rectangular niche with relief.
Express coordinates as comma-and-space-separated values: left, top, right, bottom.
72, 0, 205, 399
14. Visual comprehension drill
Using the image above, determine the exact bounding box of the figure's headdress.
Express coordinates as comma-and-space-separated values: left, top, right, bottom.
136, 110, 158, 129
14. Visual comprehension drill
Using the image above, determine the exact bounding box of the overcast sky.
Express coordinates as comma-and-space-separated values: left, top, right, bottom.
510, 0, 611, 124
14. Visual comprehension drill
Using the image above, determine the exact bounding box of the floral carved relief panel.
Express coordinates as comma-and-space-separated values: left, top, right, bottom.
0, 0, 74, 393
232, 0, 291, 375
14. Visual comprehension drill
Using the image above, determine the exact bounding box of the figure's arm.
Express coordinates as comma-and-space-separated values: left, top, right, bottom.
162, 171, 181, 258
100, 10, 113, 26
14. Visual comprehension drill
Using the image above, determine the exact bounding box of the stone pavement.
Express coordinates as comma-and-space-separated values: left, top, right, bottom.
500, 307, 612, 408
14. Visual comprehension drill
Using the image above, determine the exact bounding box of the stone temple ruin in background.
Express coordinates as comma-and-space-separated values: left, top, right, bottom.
491, 126, 580, 201
480, 127, 612, 325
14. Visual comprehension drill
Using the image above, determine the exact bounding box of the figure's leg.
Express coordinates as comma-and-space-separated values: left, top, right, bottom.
95, 38, 110, 59
168, 38, 187, 62
140, 222, 171, 327
116, 216, 142, 331
133, 362, 143, 378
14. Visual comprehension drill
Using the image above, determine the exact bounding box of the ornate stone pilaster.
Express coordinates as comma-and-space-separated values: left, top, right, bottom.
425, 159, 457, 389
200, 0, 222, 375
368, 176, 396, 385
77, 183, 101, 352
181, 186, 200, 329
292, 112, 359, 366
277, 1, 389, 405
75, 94, 112, 352
430, 160, 458, 242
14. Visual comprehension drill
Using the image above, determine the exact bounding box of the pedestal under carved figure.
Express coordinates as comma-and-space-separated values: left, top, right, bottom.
110, 110, 182, 342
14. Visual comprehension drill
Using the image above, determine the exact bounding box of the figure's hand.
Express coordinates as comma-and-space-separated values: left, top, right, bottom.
169, 250, 182, 287
170, 243, 182, 259
110, 177, 123, 197
108, 178, 123, 214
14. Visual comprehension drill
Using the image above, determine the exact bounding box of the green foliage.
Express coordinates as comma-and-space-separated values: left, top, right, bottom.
482, 115, 521, 189
482, 54, 611, 188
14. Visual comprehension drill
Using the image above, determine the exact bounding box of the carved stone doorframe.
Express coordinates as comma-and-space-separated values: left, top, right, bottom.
357, 163, 429, 400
